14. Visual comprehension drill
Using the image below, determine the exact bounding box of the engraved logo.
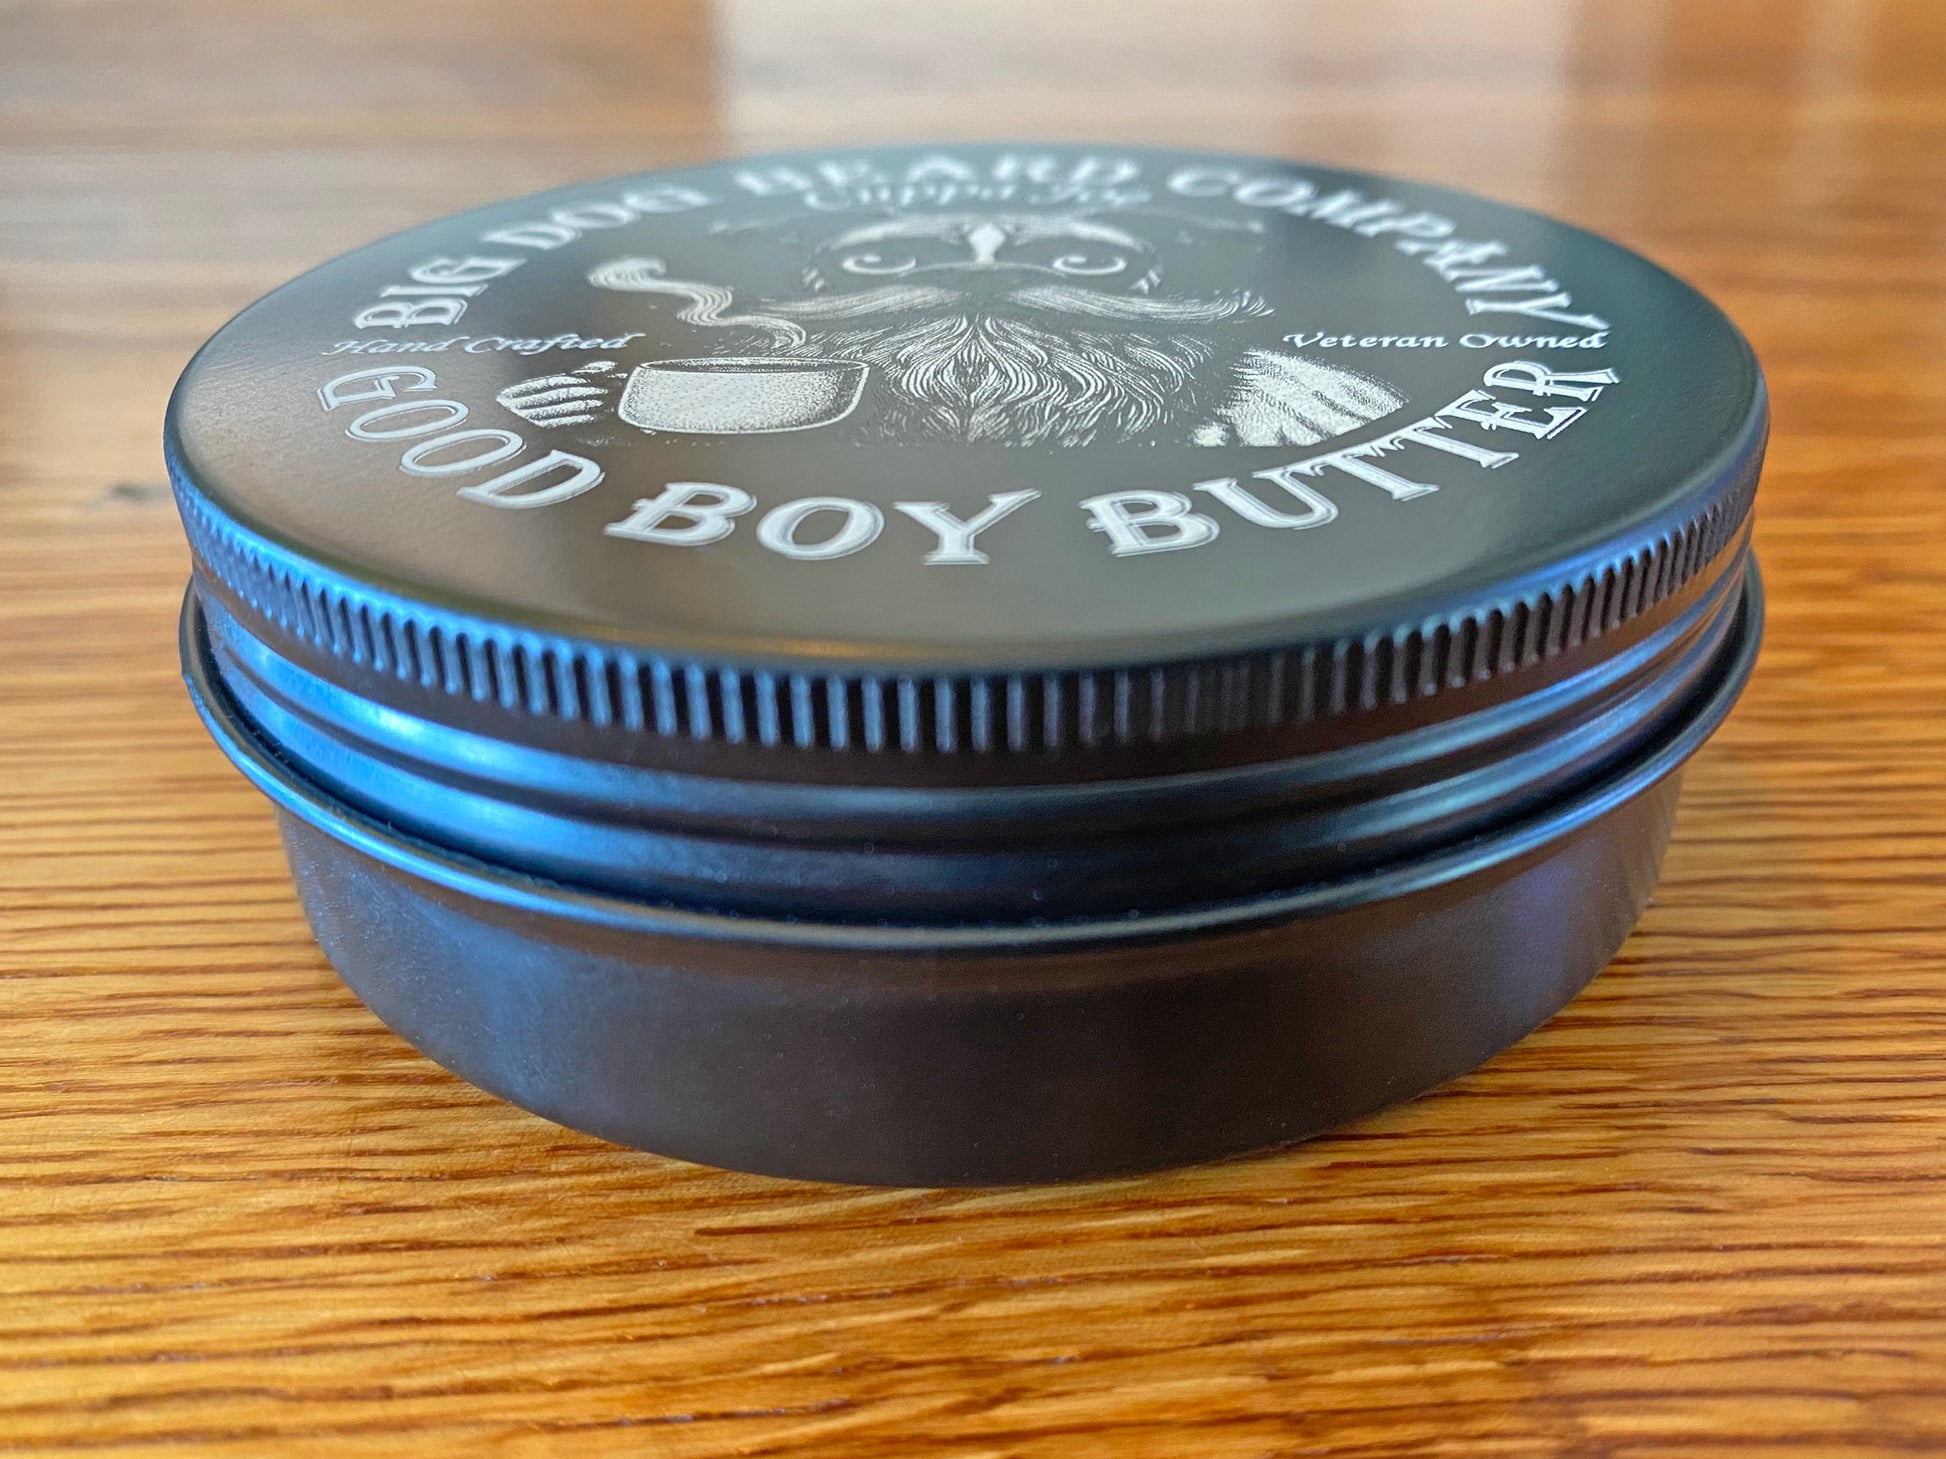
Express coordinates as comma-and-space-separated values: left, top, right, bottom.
496, 209, 1408, 449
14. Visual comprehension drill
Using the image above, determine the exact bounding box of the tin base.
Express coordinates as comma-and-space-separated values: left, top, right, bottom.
277, 779, 1675, 1186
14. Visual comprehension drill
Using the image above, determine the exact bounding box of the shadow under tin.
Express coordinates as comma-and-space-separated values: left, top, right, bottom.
168, 145, 1765, 1185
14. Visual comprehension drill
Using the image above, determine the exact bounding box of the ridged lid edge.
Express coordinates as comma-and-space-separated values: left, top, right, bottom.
174, 422, 1761, 760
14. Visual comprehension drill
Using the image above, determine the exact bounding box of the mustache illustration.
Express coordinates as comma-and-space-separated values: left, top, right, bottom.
584, 256, 1277, 444
588, 257, 1272, 348
778, 312, 1220, 446
765, 282, 1273, 326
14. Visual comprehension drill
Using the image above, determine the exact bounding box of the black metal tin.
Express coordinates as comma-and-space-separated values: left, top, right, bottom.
167, 145, 1766, 1184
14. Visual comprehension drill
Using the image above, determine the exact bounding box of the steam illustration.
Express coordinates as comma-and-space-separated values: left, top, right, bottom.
587, 257, 806, 349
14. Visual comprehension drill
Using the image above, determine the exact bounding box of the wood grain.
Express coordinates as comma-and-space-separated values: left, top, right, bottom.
4, 0, 1946, 1452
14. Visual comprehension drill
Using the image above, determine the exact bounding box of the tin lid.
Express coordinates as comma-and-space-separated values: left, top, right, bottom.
170, 145, 1763, 814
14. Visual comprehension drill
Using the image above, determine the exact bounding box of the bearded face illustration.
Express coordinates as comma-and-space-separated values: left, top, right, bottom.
497, 212, 1408, 449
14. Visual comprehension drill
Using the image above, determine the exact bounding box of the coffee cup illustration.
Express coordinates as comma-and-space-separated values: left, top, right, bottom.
616, 356, 868, 435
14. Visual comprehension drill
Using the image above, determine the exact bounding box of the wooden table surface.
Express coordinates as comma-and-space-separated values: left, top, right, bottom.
5, 1, 1945, 1452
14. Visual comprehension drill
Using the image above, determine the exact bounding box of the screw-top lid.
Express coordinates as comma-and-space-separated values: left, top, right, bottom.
170, 144, 1762, 808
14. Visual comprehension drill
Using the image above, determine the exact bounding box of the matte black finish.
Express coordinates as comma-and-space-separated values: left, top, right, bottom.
168, 146, 1768, 1183
183, 568, 1758, 1185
